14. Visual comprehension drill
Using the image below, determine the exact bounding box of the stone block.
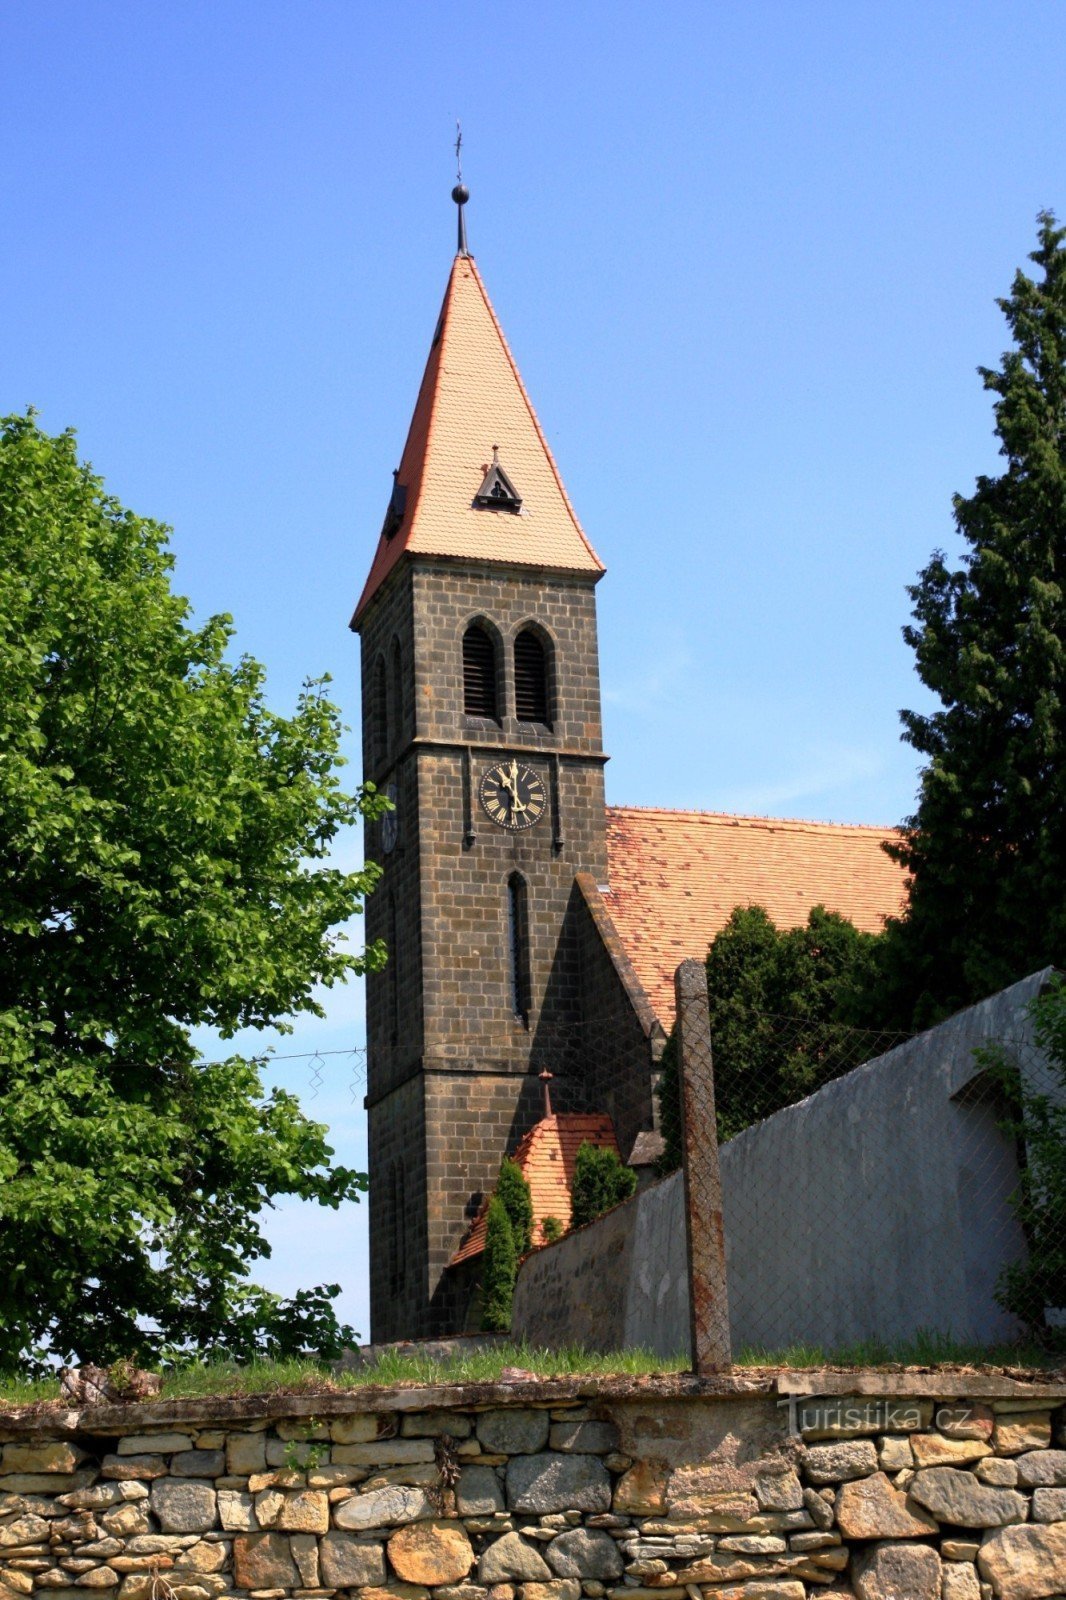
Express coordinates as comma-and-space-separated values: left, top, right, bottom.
98, 1505, 150, 1538
401, 1413, 472, 1439
612, 1462, 666, 1516
388, 1521, 475, 1585
992, 1413, 1052, 1454
331, 1485, 431, 1529
1015, 1448, 1066, 1487
330, 1414, 391, 1445
1, 1446, 85, 1477
100, 1457, 167, 1482
275, 1492, 328, 1533
876, 1436, 913, 1472
331, 1439, 434, 1466
978, 1521, 1066, 1600
116, 1436, 192, 1457
317, 1532, 386, 1588
149, 1482, 218, 1535
478, 1534, 551, 1583
853, 1541, 941, 1600
909, 1467, 1027, 1527
753, 1470, 803, 1512
1032, 1486, 1066, 1522
225, 1434, 267, 1477
478, 1412, 550, 1456
232, 1533, 298, 1590
544, 1531, 622, 1582
216, 1491, 255, 1532
804, 1441, 879, 1483
288, 1531, 318, 1587
910, 1434, 991, 1468
834, 1473, 939, 1539
942, 1565, 982, 1600
170, 1454, 225, 1480
173, 1544, 226, 1575
507, 1455, 611, 1516
975, 1457, 1019, 1486
457, 1467, 505, 1516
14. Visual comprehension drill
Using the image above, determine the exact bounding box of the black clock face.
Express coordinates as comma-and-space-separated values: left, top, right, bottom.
479, 759, 547, 831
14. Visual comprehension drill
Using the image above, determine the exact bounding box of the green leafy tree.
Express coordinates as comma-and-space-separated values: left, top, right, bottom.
0, 414, 386, 1373
874, 213, 1066, 1024
656, 905, 885, 1169
480, 1196, 516, 1332
495, 1156, 533, 1256
988, 979, 1066, 1345
569, 1141, 637, 1229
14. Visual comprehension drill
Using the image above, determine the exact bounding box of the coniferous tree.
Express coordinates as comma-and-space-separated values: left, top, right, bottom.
495, 1156, 533, 1256
480, 1196, 516, 1332
878, 213, 1066, 1023
569, 1142, 637, 1228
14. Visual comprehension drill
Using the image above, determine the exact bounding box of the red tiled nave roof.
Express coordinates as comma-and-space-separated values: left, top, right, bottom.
604, 806, 908, 1031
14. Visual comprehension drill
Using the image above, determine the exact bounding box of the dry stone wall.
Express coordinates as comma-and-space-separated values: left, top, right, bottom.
1, 1379, 1065, 1600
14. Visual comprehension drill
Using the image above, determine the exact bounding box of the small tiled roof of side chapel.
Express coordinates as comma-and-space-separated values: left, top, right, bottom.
351, 212, 602, 625
450, 1112, 619, 1267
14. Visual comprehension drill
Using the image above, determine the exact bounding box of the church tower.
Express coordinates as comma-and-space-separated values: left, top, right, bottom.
352, 189, 654, 1341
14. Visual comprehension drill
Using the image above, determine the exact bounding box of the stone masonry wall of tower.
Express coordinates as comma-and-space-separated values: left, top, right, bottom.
359, 554, 625, 1340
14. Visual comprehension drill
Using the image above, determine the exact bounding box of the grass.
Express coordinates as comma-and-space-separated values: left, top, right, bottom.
0, 1333, 1059, 1408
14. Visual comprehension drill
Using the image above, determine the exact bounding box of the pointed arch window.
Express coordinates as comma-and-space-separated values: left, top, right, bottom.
371, 655, 388, 768
463, 623, 499, 720
514, 629, 550, 726
507, 873, 531, 1026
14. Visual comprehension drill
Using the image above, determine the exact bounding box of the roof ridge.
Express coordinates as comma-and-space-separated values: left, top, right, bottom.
606, 803, 901, 835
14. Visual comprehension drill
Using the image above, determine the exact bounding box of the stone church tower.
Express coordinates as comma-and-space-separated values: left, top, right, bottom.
351, 192, 659, 1341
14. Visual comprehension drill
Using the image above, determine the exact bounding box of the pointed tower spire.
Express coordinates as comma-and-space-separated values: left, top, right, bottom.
351, 250, 603, 627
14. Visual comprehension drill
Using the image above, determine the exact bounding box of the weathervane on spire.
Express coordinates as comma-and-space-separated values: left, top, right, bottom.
452, 120, 470, 257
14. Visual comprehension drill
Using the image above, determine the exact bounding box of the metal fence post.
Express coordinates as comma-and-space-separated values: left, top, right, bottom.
675, 958, 732, 1373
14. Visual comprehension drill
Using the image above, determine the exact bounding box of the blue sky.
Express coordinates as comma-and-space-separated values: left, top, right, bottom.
5, 0, 1066, 1340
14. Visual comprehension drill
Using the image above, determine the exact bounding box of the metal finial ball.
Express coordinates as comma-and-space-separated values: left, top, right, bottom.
452, 183, 470, 205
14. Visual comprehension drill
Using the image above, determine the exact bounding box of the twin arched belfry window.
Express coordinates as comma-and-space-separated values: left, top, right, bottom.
462, 623, 551, 726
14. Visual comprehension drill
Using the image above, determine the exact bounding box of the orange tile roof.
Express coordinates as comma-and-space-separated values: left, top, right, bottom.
352, 255, 603, 625
605, 806, 908, 1030
449, 1113, 618, 1267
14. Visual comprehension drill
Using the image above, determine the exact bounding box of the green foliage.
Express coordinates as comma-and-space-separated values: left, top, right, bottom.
480, 1196, 517, 1333
0, 414, 387, 1373
540, 1215, 563, 1244
874, 213, 1066, 1024
988, 980, 1066, 1345
656, 905, 883, 1169
569, 1141, 637, 1229
495, 1156, 533, 1256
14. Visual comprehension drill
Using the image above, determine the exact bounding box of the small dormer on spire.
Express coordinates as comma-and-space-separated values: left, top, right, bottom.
474, 445, 522, 513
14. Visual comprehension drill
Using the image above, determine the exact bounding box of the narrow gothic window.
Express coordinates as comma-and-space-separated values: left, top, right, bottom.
514, 629, 550, 725
387, 893, 399, 1046
389, 638, 403, 751
463, 623, 498, 719
507, 873, 531, 1025
371, 655, 388, 767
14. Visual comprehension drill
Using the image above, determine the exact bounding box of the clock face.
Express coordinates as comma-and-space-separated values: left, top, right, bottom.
479, 759, 547, 831
381, 782, 399, 853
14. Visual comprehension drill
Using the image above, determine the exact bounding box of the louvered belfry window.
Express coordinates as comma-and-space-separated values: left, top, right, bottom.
463, 624, 498, 719
514, 629, 549, 725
